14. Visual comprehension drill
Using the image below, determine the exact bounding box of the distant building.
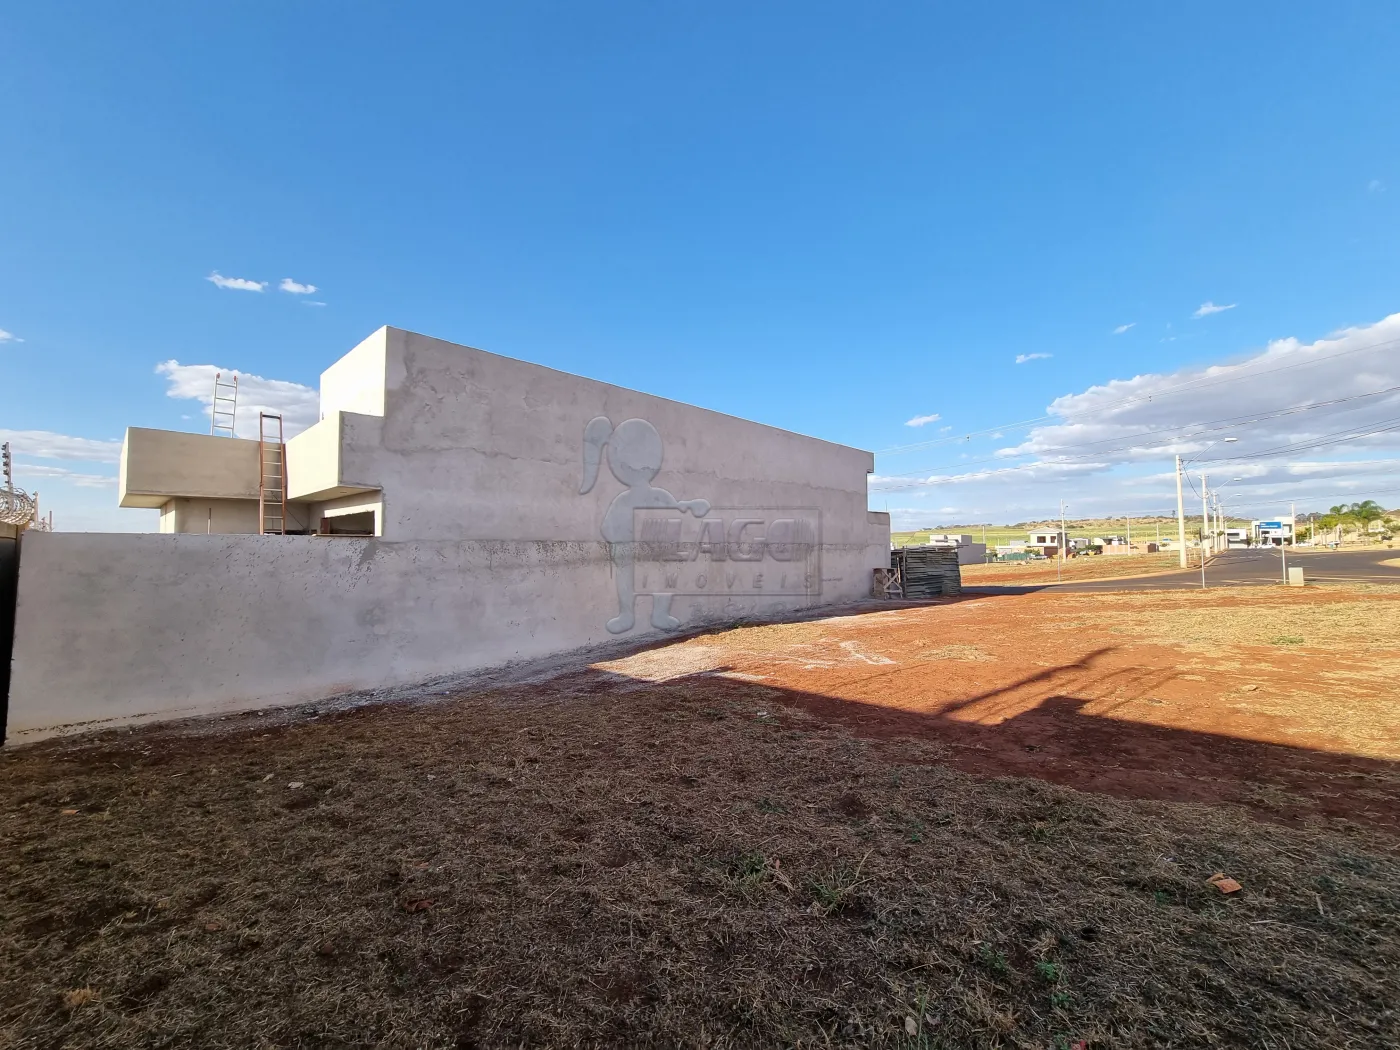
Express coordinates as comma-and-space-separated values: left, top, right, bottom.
1027, 529, 1068, 556
922, 533, 988, 565
1252, 517, 1295, 546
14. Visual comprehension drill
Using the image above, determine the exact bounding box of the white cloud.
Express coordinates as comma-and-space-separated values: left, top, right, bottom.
1015, 353, 1052, 364
0, 432, 124, 522
871, 309, 1400, 521
1193, 301, 1236, 318
207, 271, 268, 292
0, 429, 122, 463
1008, 313, 1400, 466
904, 413, 942, 428
1369, 179, 1385, 193
303, 300, 327, 307
15, 478, 153, 532
279, 278, 318, 295
872, 459, 1109, 493
6, 362, 320, 532
12, 464, 117, 488
0, 328, 23, 343
1112, 323, 1135, 335
155, 361, 319, 438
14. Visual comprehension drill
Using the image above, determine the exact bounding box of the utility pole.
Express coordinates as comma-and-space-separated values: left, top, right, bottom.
1126, 514, 1132, 553
1199, 473, 1209, 589
1175, 455, 1188, 568
1201, 473, 1210, 558
1057, 499, 1067, 582
1, 441, 12, 514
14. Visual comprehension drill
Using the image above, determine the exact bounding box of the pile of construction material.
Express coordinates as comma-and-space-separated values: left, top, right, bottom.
889, 545, 962, 599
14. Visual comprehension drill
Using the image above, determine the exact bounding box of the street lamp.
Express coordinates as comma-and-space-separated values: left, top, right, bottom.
1216, 477, 1245, 550
1175, 437, 1239, 568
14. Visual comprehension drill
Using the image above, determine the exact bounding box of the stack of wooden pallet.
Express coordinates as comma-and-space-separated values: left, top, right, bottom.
889, 545, 962, 599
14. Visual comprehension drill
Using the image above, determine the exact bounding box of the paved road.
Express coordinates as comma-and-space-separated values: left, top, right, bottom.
973, 547, 1400, 593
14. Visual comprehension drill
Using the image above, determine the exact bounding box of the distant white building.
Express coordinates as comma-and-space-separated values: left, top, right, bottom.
922, 533, 988, 565
1252, 517, 1295, 546
1028, 529, 1068, 555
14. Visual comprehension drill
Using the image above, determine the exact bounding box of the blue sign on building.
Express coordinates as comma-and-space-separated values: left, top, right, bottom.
1261, 521, 1282, 529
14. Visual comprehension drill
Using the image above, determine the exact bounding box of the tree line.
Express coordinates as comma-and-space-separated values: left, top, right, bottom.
1308, 500, 1394, 539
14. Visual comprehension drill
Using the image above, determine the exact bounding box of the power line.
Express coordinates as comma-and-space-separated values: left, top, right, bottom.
1199, 417, 1400, 464
1085, 475, 1400, 514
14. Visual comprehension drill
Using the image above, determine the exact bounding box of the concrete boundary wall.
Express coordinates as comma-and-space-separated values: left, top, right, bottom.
12, 328, 892, 744
5, 527, 886, 744
0, 535, 17, 733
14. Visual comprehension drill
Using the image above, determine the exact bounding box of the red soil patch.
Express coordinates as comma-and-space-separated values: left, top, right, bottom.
595, 587, 1400, 833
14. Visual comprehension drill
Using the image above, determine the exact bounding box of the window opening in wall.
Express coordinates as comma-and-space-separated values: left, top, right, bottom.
319, 511, 374, 537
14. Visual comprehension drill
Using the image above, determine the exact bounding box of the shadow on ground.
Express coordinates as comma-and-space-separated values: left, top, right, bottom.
635, 654, 1400, 835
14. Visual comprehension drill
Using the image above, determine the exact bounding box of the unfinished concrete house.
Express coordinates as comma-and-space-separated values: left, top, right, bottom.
7, 327, 890, 743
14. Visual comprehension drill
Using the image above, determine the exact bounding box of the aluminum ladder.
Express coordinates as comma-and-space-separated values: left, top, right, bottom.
211, 372, 239, 437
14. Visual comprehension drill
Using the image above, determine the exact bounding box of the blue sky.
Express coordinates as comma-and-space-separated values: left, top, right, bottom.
4, 4, 1400, 530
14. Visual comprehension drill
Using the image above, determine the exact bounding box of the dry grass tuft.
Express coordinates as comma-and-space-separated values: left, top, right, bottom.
918, 643, 995, 662
60, 988, 99, 1011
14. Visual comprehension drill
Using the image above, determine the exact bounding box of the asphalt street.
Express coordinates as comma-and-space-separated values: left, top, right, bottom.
974, 547, 1400, 594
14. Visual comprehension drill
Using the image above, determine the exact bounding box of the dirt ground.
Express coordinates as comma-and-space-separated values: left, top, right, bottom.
961, 553, 1188, 586
604, 585, 1400, 830
3, 586, 1399, 1048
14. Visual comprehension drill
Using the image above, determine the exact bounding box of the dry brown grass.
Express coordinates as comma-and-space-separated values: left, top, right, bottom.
1057, 590, 1400, 651
916, 644, 996, 662
3, 657, 1399, 1049
962, 553, 1186, 586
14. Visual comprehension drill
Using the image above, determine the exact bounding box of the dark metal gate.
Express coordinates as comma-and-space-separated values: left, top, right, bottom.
0, 534, 18, 744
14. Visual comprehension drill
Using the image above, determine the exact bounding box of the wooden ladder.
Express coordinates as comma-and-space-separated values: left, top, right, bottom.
258, 412, 287, 535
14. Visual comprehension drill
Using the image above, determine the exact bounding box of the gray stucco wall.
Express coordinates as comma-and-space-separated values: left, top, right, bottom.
120, 428, 261, 507
346, 329, 880, 550
6, 328, 888, 743
7, 521, 885, 742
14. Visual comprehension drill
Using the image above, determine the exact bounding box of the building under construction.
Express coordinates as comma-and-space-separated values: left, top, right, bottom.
6, 326, 890, 744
